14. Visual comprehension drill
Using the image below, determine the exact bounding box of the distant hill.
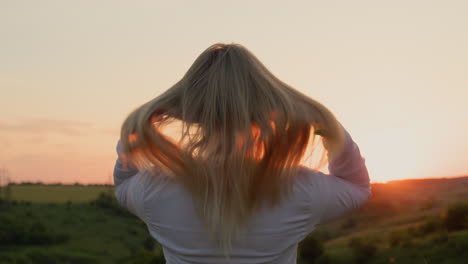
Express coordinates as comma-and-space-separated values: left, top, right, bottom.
1, 175, 468, 263
5, 175, 468, 204
370, 175, 468, 207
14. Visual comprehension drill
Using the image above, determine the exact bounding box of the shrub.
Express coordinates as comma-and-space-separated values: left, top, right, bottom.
315, 253, 332, 264
299, 235, 324, 263
124, 248, 165, 264
93, 192, 114, 208
26, 250, 59, 264
341, 217, 357, 230
12, 256, 32, 264
416, 215, 444, 236
312, 228, 333, 241
127, 227, 138, 236
0, 255, 16, 263
0, 216, 27, 245
91, 192, 134, 217
447, 233, 468, 255
24, 210, 34, 217
406, 226, 417, 236
0, 216, 69, 246
444, 202, 468, 231
429, 229, 449, 243
28, 221, 53, 244
143, 235, 156, 251
388, 230, 410, 247
348, 237, 378, 263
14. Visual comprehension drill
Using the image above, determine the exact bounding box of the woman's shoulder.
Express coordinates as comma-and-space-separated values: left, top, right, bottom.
138, 167, 175, 188
291, 166, 322, 190
295, 165, 323, 182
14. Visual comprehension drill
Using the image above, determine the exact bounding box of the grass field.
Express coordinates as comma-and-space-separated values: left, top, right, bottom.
8, 185, 113, 203
0, 194, 162, 264
1, 176, 468, 263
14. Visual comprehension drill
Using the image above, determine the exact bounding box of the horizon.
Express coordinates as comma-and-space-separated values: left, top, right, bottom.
1, 168, 467, 186
1, 1, 467, 184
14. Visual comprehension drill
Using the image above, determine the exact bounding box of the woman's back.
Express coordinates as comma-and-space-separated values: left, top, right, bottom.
114, 125, 371, 264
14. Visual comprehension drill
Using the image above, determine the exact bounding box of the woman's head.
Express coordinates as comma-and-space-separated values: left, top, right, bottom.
120, 42, 345, 251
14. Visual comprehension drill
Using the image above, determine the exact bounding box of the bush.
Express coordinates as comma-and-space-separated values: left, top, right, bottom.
429, 229, 449, 243
341, 217, 357, 230
127, 227, 138, 236
348, 237, 378, 263
19, 200, 32, 206
28, 221, 53, 244
93, 192, 115, 209
447, 233, 468, 255
315, 253, 332, 264
143, 235, 156, 251
0, 216, 69, 246
0, 216, 26, 245
91, 192, 134, 217
299, 235, 324, 263
312, 228, 333, 242
416, 215, 444, 236
124, 248, 166, 264
26, 250, 59, 264
22, 249, 98, 264
12, 255, 32, 264
444, 202, 468, 231
388, 230, 411, 247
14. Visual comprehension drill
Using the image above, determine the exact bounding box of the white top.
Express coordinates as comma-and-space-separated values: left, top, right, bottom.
113, 126, 371, 264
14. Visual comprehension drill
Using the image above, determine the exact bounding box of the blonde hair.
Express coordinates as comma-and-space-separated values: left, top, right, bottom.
119, 43, 346, 251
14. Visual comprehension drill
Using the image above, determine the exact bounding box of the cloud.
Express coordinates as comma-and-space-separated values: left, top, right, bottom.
0, 117, 94, 136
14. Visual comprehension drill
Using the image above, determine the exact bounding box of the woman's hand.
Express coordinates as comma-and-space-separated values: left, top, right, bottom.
116, 140, 137, 170
315, 129, 332, 152
150, 107, 170, 124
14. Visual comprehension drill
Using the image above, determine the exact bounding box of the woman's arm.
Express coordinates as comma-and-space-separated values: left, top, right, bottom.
317, 125, 371, 224
113, 140, 146, 221
113, 140, 139, 186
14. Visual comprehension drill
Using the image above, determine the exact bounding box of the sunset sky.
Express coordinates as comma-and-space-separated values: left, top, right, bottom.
1, 0, 467, 184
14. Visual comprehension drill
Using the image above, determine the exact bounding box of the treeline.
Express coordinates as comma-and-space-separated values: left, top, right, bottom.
5, 182, 114, 187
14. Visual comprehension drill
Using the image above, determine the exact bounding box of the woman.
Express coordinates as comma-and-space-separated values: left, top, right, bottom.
113, 43, 371, 264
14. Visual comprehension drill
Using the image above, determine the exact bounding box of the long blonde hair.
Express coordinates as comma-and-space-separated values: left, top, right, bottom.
119, 43, 346, 250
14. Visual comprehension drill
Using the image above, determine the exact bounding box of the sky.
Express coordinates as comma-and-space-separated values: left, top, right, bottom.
0, 0, 467, 184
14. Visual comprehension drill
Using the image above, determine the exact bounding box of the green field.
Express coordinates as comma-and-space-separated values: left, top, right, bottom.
0, 192, 164, 264
9, 185, 113, 203
1, 176, 468, 264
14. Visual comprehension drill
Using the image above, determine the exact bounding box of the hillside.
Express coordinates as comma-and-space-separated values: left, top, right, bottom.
1, 175, 468, 263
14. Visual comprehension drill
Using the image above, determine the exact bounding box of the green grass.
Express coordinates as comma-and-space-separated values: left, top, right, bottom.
2, 176, 468, 263
0, 198, 155, 264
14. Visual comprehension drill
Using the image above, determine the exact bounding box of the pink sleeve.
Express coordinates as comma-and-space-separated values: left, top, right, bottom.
317, 126, 371, 224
